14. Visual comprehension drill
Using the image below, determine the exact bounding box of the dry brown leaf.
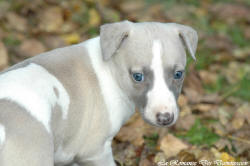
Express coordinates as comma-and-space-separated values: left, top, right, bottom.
233, 48, 250, 60
175, 114, 195, 131
212, 123, 227, 136
237, 103, 250, 123
199, 70, 218, 85
97, 4, 121, 22
43, 35, 66, 49
38, 7, 64, 33
113, 142, 137, 166
139, 158, 152, 166
6, 12, 28, 32
200, 93, 221, 104
210, 4, 250, 24
218, 107, 232, 126
183, 88, 203, 104
232, 117, 245, 130
115, 115, 146, 146
223, 62, 243, 84
154, 152, 166, 164
215, 138, 232, 151
0, 42, 8, 70
184, 70, 204, 95
178, 94, 188, 107
0, 1, 10, 19
193, 103, 216, 112
177, 150, 197, 162
120, 0, 145, 13
17, 39, 46, 58
160, 134, 188, 158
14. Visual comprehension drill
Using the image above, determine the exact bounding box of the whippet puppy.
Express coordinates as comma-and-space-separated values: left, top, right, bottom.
0, 21, 198, 166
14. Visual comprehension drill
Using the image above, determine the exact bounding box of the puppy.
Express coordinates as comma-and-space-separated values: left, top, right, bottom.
0, 21, 198, 166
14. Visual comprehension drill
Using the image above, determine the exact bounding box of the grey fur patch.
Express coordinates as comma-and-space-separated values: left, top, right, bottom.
130, 67, 154, 109
53, 87, 59, 98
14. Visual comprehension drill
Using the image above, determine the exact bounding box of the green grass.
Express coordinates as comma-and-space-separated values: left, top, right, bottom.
229, 26, 250, 48
195, 48, 215, 70
143, 133, 159, 148
203, 72, 250, 101
3, 35, 21, 46
177, 119, 220, 146
203, 75, 227, 94
231, 73, 250, 100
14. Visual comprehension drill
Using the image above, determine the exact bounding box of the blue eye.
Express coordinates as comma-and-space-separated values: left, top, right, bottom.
132, 73, 144, 82
174, 71, 183, 79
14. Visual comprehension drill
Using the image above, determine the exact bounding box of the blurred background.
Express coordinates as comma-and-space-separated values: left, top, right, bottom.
0, 0, 249, 165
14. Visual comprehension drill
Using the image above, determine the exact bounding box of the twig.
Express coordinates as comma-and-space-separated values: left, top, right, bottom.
226, 135, 250, 145
220, 84, 241, 101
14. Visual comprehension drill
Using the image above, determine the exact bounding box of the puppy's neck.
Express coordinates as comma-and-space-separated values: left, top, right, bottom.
83, 37, 135, 135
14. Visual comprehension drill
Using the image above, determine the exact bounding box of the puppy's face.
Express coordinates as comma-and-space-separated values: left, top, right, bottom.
100, 21, 198, 127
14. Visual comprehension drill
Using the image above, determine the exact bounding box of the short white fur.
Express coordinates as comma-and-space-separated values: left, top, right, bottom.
145, 40, 178, 124
0, 124, 5, 145
54, 145, 75, 164
84, 37, 135, 136
0, 63, 70, 132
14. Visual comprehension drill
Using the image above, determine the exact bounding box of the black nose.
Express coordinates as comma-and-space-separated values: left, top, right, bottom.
156, 112, 174, 126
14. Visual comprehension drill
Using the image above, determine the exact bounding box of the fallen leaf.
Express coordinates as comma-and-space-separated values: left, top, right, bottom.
97, 4, 121, 22
6, 12, 28, 32
214, 138, 232, 151
154, 152, 166, 164
16, 39, 46, 58
232, 116, 245, 130
177, 150, 197, 162
113, 142, 137, 166
184, 67, 204, 95
165, 5, 195, 22
200, 93, 221, 104
232, 103, 250, 130
88, 8, 101, 27
43, 35, 66, 49
178, 94, 188, 107
204, 35, 234, 51
0, 42, 8, 70
120, 0, 145, 14
199, 70, 218, 85
139, 158, 152, 166
218, 107, 232, 126
244, 27, 250, 40
210, 4, 250, 24
212, 122, 227, 137
220, 152, 235, 166
0, 1, 10, 19
115, 115, 146, 146
193, 104, 216, 112
160, 134, 188, 158
183, 88, 203, 104
38, 7, 64, 33
175, 114, 195, 131
62, 33, 80, 45
233, 48, 250, 60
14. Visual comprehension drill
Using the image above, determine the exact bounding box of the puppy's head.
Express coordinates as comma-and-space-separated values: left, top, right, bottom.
100, 21, 198, 127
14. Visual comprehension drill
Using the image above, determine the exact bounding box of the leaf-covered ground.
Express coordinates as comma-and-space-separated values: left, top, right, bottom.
0, 0, 249, 165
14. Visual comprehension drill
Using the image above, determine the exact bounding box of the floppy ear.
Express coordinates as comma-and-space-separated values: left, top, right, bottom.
100, 20, 132, 61
176, 24, 198, 60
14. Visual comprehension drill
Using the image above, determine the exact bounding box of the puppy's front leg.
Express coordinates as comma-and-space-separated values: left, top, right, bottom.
78, 141, 116, 166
